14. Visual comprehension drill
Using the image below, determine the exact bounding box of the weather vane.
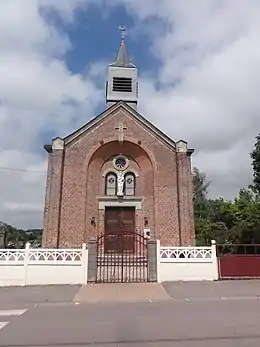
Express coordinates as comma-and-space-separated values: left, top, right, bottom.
118, 26, 126, 42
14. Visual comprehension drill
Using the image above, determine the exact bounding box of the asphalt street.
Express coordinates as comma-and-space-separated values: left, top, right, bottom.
0, 282, 260, 346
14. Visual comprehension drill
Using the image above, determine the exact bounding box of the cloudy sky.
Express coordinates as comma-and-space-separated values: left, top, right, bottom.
0, 0, 259, 229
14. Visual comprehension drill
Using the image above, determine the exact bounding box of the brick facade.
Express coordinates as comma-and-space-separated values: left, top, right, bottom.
42, 101, 195, 248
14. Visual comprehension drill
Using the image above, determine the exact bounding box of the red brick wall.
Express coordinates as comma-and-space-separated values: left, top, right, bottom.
42, 106, 195, 248
176, 152, 195, 246
43, 149, 64, 248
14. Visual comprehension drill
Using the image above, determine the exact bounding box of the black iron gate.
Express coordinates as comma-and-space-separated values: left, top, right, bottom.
96, 231, 148, 283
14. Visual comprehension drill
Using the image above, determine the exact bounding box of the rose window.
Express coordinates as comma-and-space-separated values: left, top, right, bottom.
113, 155, 129, 171
115, 157, 126, 169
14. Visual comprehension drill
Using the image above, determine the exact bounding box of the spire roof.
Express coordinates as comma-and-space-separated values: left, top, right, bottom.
110, 27, 136, 68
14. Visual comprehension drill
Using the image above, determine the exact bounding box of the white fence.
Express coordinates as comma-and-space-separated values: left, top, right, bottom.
158, 240, 218, 282
0, 240, 219, 286
0, 243, 88, 287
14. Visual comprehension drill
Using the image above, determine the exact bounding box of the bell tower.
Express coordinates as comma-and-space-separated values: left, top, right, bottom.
106, 27, 138, 110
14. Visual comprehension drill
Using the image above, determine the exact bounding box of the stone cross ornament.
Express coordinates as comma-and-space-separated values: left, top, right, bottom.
115, 123, 127, 145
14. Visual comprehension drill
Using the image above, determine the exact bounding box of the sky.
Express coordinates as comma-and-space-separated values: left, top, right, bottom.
0, 0, 260, 229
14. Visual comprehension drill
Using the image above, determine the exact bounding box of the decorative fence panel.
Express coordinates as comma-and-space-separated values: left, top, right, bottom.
0, 244, 88, 287
0, 249, 26, 264
158, 241, 218, 282
160, 247, 213, 262
28, 249, 83, 265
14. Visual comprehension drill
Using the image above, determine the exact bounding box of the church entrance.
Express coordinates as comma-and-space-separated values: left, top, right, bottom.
96, 207, 148, 283
104, 207, 135, 253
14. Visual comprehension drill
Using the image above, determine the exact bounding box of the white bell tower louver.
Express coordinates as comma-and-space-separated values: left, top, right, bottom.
106, 27, 138, 110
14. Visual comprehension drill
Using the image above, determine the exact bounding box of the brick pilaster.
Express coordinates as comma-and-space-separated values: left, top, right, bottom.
176, 141, 195, 246
42, 138, 64, 248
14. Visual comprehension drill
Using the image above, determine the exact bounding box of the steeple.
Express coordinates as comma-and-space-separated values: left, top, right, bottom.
106, 27, 138, 110
110, 27, 136, 68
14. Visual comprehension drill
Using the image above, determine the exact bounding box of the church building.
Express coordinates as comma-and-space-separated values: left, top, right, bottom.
42, 31, 195, 249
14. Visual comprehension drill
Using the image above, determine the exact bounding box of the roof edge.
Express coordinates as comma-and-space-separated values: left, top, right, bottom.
63, 101, 177, 152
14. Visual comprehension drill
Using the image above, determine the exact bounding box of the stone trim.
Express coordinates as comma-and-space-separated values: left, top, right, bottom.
52, 137, 64, 150
98, 196, 142, 210
101, 168, 118, 177
102, 168, 139, 178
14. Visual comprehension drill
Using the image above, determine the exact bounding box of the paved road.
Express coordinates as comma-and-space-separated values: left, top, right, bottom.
163, 280, 260, 300
0, 281, 260, 346
0, 296, 260, 346
0, 285, 81, 310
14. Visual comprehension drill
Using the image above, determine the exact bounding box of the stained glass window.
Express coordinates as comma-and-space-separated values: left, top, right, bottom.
105, 173, 117, 196
124, 173, 135, 196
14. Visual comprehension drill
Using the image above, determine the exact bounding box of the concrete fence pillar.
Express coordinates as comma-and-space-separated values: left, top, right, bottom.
211, 240, 219, 280
87, 237, 97, 283
148, 239, 158, 282
81, 243, 88, 285
156, 240, 161, 283
23, 242, 30, 286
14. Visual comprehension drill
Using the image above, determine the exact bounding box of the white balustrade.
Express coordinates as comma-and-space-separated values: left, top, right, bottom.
160, 246, 213, 263
0, 243, 88, 286
28, 249, 83, 264
0, 250, 26, 264
0, 249, 82, 265
158, 241, 219, 281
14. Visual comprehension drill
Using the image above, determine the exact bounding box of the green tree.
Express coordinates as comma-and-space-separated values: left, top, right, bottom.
193, 167, 210, 202
232, 188, 260, 244
193, 159, 260, 246
0, 222, 8, 248
193, 167, 210, 220
0, 221, 42, 248
250, 134, 260, 197
192, 167, 213, 244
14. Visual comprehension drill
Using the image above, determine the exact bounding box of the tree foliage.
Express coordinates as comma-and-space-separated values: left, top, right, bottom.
194, 169, 260, 246
193, 134, 260, 245
0, 222, 42, 249
250, 134, 260, 197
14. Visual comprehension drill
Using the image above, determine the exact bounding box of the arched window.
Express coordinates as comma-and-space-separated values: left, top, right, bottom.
105, 172, 117, 196
124, 172, 135, 196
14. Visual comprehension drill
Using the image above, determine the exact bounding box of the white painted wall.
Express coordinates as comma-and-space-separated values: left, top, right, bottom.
0, 265, 25, 286
0, 244, 88, 287
158, 241, 218, 282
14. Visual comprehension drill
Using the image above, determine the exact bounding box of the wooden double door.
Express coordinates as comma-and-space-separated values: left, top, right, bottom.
105, 207, 135, 253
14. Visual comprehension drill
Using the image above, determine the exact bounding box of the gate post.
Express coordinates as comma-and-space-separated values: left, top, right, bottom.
148, 239, 158, 282
87, 237, 97, 283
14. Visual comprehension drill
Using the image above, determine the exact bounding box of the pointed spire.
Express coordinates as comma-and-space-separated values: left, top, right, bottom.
110, 26, 136, 68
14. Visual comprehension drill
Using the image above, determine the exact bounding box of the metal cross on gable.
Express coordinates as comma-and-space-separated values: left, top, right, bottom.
115, 122, 127, 144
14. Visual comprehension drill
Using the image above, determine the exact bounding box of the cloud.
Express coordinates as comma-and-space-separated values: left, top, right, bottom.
108, 0, 260, 199
0, 0, 103, 228
2, 0, 260, 228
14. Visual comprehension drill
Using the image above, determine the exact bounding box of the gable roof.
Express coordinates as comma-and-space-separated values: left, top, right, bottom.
63, 101, 177, 151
